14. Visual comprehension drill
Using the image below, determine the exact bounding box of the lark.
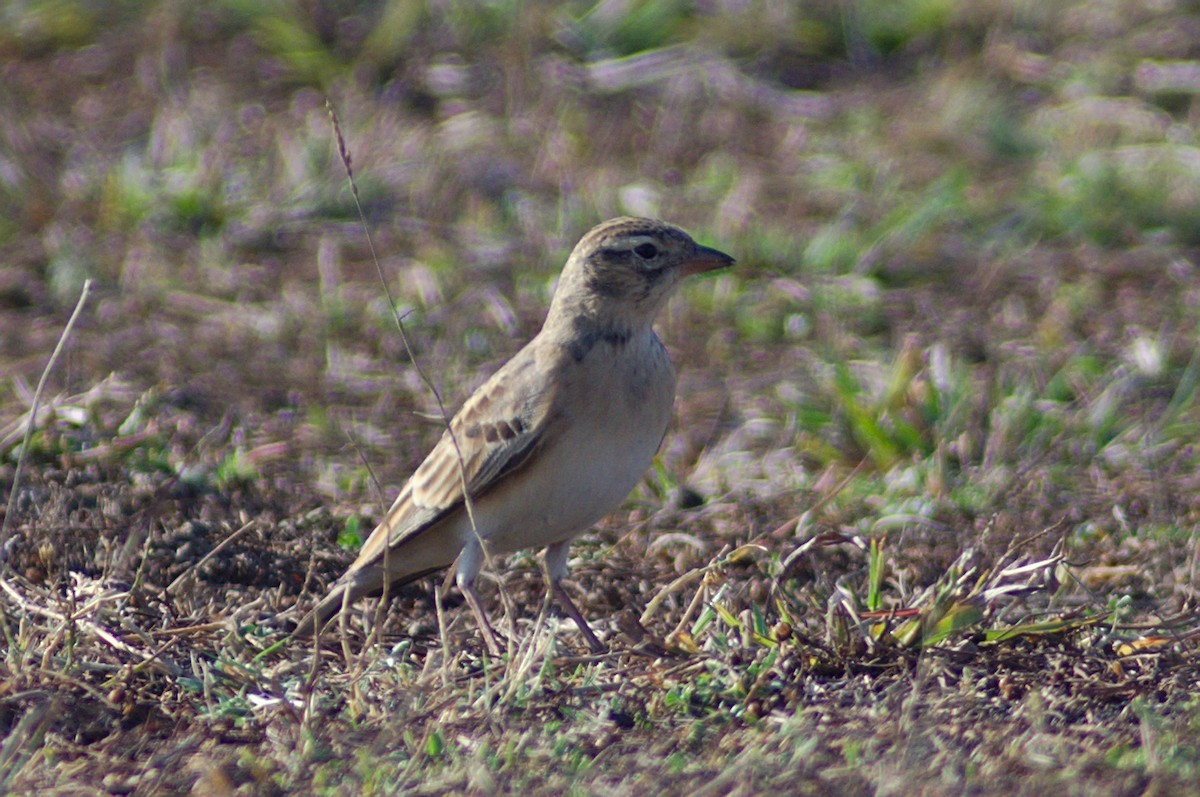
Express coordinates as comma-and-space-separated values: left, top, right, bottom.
296, 217, 733, 652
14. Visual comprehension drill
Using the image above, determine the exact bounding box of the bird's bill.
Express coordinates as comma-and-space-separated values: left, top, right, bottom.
683, 244, 736, 276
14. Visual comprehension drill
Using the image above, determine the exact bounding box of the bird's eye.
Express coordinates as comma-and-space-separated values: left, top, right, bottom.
634, 243, 659, 259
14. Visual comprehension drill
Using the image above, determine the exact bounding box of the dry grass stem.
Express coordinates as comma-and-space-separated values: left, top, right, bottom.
2, 279, 92, 543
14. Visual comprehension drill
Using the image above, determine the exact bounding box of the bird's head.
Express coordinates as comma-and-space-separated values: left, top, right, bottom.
548, 217, 734, 335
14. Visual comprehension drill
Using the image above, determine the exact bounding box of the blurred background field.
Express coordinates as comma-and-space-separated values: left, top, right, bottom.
3, 1, 1200, 794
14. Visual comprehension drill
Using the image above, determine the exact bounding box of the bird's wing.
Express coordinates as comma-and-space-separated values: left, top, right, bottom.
348, 343, 562, 571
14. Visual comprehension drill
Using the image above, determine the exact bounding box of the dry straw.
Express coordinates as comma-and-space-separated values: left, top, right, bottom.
2, 279, 93, 546
323, 102, 513, 661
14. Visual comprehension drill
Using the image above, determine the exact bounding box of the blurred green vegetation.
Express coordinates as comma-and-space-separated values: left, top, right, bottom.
5, 0, 1200, 602
4, 0, 1199, 565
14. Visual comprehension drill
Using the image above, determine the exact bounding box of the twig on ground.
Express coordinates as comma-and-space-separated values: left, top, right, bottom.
165, 520, 257, 597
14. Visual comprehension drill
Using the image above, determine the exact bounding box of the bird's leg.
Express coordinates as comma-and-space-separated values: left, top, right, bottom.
456, 539, 505, 656
544, 540, 606, 653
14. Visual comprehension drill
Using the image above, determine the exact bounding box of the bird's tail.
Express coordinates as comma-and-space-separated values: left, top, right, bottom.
291, 580, 358, 638
290, 566, 442, 639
